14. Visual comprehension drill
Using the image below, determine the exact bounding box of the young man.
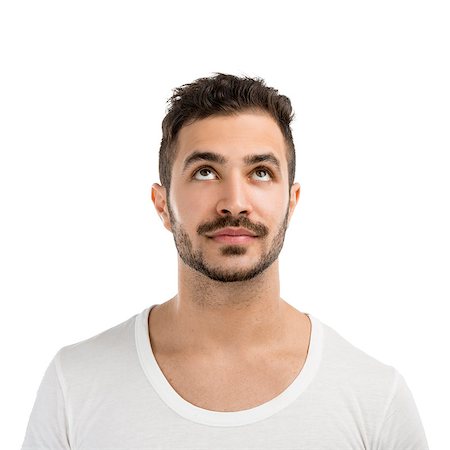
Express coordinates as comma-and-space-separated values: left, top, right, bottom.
22, 73, 429, 449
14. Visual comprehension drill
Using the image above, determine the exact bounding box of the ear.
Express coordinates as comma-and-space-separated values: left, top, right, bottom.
287, 182, 301, 227
151, 183, 173, 232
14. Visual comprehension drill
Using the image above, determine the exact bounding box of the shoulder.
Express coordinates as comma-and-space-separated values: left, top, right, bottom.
56, 311, 141, 384
316, 317, 400, 400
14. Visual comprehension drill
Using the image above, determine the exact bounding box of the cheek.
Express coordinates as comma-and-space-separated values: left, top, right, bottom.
255, 189, 287, 214
259, 199, 290, 233
174, 196, 209, 230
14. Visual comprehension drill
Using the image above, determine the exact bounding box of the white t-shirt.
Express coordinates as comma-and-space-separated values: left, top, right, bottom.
21, 305, 429, 449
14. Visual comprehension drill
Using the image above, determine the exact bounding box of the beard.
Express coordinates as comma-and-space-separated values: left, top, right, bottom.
166, 197, 290, 283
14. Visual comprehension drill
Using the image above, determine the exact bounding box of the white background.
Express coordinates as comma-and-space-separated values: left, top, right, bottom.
1, 1, 448, 448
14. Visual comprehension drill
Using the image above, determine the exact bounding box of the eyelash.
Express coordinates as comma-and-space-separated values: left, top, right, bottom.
192, 165, 275, 181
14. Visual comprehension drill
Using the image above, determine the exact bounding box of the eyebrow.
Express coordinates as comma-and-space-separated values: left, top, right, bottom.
182, 151, 281, 174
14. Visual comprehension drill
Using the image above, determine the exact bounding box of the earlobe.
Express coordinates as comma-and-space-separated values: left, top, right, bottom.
151, 183, 171, 229
289, 182, 301, 210
287, 183, 301, 226
294, 182, 301, 203
151, 184, 163, 213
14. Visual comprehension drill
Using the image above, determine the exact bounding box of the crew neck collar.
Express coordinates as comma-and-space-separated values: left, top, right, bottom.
135, 304, 323, 427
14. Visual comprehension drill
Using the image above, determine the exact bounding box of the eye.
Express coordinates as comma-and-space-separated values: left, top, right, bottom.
252, 166, 273, 181
192, 167, 217, 180
192, 166, 274, 181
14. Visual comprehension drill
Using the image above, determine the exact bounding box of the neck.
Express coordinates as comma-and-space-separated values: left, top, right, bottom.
162, 259, 289, 355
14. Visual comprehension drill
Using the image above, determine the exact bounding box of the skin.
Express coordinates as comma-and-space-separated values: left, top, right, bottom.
151, 110, 307, 360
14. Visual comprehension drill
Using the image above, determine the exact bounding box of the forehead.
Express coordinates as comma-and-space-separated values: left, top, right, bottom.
173, 111, 288, 171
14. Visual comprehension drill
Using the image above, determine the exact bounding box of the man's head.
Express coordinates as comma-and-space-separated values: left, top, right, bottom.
152, 73, 300, 283
159, 73, 296, 196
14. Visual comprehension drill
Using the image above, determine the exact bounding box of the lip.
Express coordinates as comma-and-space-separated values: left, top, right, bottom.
208, 227, 257, 238
210, 235, 257, 244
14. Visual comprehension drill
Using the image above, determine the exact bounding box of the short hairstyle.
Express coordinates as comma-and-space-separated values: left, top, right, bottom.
159, 72, 296, 194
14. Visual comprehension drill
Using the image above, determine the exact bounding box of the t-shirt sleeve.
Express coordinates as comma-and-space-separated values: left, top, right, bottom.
21, 349, 71, 450
376, 370, 429, 450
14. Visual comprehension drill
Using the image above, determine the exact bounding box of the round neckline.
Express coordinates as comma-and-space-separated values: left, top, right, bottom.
135, 304, 323, 427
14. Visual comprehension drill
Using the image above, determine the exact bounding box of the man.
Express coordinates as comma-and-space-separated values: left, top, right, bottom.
22, 73, 429, 449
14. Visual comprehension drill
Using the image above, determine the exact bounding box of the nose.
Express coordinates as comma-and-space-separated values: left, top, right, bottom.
215, 172, 253, 217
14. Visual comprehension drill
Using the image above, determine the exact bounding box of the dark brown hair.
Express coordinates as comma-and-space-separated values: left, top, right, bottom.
159, 73, 296, 193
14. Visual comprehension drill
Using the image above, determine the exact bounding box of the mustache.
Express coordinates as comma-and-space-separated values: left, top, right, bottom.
198, 218, 268, 237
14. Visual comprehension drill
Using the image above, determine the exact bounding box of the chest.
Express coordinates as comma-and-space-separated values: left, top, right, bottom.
152, 349, 307, 412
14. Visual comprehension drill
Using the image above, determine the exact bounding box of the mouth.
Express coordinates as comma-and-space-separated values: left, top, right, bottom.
208, 235, 258, 244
